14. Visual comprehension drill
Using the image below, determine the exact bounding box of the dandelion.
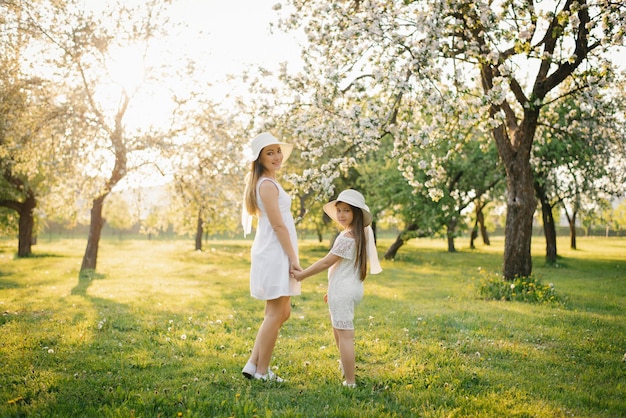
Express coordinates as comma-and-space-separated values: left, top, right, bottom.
216, 319, 222, 324
180, 334, 187, 340
48, 348, 54, 354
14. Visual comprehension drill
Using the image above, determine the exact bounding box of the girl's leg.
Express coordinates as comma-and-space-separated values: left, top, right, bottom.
332, 328, 343, 376
335, 328, 356, 384
248, 296, 291, 375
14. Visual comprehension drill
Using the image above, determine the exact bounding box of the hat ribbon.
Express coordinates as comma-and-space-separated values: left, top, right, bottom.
366, 225, 382, 274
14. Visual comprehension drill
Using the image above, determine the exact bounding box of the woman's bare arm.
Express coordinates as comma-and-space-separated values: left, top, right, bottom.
259, 180, 301, 271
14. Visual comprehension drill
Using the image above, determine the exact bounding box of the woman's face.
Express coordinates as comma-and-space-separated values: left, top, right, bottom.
258, 144, 284, 172
335, 202, 354, 228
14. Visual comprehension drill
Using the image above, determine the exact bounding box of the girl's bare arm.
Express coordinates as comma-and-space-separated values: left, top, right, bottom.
294, 252, 341, 281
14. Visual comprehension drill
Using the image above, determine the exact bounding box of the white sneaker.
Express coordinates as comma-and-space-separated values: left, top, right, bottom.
254, 369, 285, 382
242, 361, 256, 379
342, 380, 356, 388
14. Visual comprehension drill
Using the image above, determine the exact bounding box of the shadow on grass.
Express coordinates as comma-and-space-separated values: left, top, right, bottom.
71, 270, 107, 296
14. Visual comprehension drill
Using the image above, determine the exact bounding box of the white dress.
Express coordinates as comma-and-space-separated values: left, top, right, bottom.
250, 177, 301, 300
327, 231, 364, 330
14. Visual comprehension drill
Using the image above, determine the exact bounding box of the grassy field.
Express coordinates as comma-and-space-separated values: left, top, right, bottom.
0, 235, 624, 417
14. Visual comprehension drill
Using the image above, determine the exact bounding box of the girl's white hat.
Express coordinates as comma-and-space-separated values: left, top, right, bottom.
247, 132, 293, 163
323, 189, 373, 227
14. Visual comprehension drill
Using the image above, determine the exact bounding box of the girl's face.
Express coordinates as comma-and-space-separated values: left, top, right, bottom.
258, 145, 284, 173
335, 202, 354, 228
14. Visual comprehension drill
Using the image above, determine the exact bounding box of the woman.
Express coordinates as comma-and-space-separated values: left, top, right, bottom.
241, 132, 302, 382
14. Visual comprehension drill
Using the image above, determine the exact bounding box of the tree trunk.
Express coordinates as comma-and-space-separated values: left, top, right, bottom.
384, 223, 431, 260
17, 191, 37, 257
562, 203, 578, 249
446, 218, 457, 253
195, 211, 203, 251
81, 196, 106, 271
569, 210, 577, 250
502, 161, 536, 279
447, 234, 456, 252
478, 206, 490, 245
470, 201, 490, 249
534, 181, 557, 265
384, 223, 418, 260
470, 221, 478, 249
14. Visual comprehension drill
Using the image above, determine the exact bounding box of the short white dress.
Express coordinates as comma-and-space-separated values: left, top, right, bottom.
250, 177, 301, 300
327, 231, 364, 330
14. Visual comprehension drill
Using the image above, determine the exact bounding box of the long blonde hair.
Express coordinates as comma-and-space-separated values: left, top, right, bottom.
244, 160, 266, 215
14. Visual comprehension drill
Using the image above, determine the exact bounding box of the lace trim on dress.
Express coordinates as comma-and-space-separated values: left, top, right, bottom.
331, 235, 354, 259
333, 319, 354, 329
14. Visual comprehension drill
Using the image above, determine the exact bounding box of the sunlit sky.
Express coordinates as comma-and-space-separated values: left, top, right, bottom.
106, 0, 303, 189
112, 0, 304, 129
173, 0, 301, 78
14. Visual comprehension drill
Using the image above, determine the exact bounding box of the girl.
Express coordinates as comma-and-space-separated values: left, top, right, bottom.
292, 189, 382, 388
241, 132, 302, 382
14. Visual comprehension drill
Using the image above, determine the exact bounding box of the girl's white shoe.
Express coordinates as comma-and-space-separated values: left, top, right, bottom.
242, 361, 256, 379
342, 380, 356, 388
254, 369, 285, 382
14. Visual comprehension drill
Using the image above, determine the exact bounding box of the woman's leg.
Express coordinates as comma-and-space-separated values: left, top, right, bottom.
248, 296, 291, 375
335, 328, 356, 384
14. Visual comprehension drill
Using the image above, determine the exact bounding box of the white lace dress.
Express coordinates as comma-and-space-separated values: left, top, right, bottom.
249, 177, 301, 300
327, 231, 364, 330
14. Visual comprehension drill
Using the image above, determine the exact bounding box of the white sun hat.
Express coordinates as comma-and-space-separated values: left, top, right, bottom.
247, 132, 293, 164
323, 189, 382, 275
323, 189, 373, 227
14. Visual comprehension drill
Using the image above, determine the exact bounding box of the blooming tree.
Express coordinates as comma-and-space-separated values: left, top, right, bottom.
22, 0, 179, 273
532, 78, 626, 259
0, 2, 73, 257
168, 100, 246, 249
274, 0, 625, 279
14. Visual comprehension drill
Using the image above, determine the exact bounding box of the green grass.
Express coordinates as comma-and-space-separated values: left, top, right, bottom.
0, 235, 625, 417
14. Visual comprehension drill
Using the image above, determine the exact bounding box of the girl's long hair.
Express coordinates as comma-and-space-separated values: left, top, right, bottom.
244, 160, 266, 215
348, 204, 368, 282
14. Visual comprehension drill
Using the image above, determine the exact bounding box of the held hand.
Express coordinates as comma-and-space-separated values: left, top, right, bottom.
290, 261, 302, 274
289, 261, 303, 281
323, 293, 328, 304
